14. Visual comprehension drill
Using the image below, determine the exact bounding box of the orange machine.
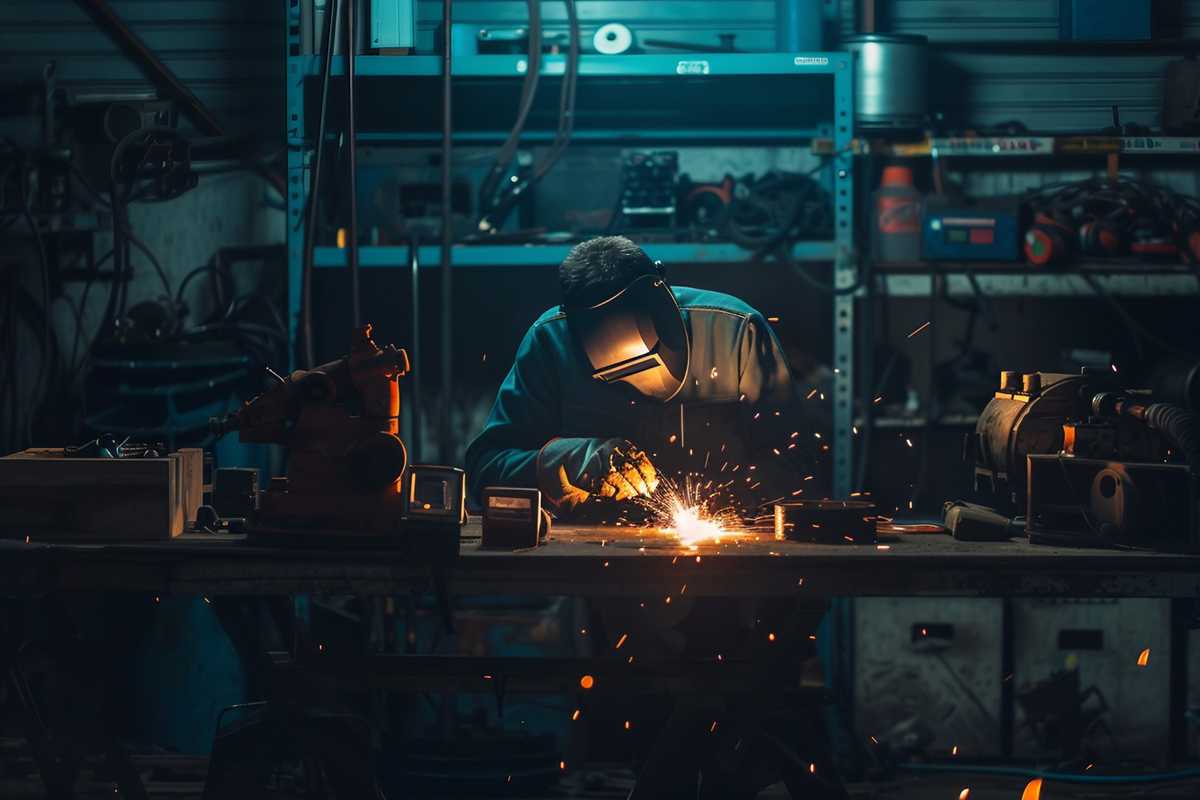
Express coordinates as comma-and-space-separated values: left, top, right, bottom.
212, 324, 417, 533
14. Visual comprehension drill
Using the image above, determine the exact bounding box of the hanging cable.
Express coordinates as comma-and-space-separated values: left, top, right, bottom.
476, 0, 542, 223
301, 0, 342, 366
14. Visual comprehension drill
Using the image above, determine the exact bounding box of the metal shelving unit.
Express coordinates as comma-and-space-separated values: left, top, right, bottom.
284, 3, 857, 494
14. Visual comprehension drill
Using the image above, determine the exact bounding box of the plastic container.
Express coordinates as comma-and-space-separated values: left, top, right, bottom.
871, 165, 922, 263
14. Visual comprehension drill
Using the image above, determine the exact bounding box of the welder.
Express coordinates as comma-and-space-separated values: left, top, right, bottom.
465, 237, 842, 799
465, 235, 799, 516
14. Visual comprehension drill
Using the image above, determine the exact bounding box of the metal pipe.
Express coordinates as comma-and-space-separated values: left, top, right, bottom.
410, 236, 422, 462
73, 0, 286, 197
302, 0, 342, 366
345, 0, 361, 328
439, 0, 453, 462
860, 0, 876, 33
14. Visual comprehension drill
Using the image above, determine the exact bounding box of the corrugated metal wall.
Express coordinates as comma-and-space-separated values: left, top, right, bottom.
863, 0, 1200, 132
0, 0, 283, 138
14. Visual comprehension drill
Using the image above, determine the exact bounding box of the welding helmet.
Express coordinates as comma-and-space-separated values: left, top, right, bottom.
565, 269, 690, 403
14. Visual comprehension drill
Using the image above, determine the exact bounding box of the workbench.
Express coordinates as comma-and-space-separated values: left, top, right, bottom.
2, 521, 1198, 599
3, 522, 1198, 798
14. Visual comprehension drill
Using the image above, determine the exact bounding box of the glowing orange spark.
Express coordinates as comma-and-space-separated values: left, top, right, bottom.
768, 632, 776, 641
571, 709, 581, 721
767, 316, 780, 322
668, 433, 677, 443
907, 321, 932, 338
580, 674, 594, 689
615, 634, 628, 649
710, 721, 718, 733
806, 388, 818, 400
1021, 778, 1043, 800
952, 745, 958, 755
1137, 648, 1150, 666
560, 761, 566, 771
625, 720, 631, 730
809, 763, 816, 774
874, 395, 884, 404
959, 789, 970, 800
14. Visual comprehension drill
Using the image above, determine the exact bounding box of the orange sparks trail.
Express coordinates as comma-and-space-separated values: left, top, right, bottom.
1021, 778, 1043, 800
1138, 647, 1151, 666
907, 320, 932, 338
615, 633, 628, 650
959, 789, 971, 800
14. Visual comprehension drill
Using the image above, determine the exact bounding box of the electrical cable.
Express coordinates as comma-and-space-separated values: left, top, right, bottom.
17, 167, 51, 441
476, 0, 542, 218
301, 0, 342, 366
344, 0, 361, 328
477, 0, 579, 231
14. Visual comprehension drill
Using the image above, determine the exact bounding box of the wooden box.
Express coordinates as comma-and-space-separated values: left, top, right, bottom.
0, 448, 203, 541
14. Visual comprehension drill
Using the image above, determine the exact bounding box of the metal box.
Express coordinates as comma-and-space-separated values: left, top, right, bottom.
1012, 599, 1170, 760
855, 598, 1005, 757
1060, 0, 1151, 41
370, 0, 415, 50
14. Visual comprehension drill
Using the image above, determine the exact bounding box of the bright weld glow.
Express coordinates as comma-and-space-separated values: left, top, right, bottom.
634, 476, 747, 549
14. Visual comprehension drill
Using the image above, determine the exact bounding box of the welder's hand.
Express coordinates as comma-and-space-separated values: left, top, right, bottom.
538, 437, 659, 514
596, 442, 659, 501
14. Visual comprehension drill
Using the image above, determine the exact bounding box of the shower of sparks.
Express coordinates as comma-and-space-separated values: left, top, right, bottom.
907, 320, 932, 338
634, 475, 748, 549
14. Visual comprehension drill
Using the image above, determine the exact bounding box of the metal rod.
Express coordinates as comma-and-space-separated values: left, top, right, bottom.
410, 236, 422, 462
72, 0, 285, 197
345, 0, 361, 328
860, 0, 876, 33
302, 0, 342, 366
439, 0, 453, 462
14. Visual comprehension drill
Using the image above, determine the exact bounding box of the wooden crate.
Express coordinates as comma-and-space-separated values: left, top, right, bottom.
0, 448, 203, 541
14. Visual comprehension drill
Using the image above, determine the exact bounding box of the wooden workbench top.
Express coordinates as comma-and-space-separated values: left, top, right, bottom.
0, 521, 1197, 598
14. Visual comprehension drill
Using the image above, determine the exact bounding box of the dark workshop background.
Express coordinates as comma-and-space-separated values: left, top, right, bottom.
2, 0, 1200, 796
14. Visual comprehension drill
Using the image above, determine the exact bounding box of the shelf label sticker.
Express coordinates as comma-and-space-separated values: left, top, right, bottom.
794, 56, 830, 66
675, 60, 710, 75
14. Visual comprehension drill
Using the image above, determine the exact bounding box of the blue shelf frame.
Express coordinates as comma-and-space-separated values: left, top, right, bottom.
284, 5, 856, 497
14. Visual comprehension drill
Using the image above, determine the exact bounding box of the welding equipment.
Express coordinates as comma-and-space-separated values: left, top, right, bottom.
1023, 211, 1075, 267
842, 34, 928, 131
618, 151, 678, 228
966, 370, 1199, 549
210, 325, 466, 551
564, 271, 689, 403
676, 173, 734, 236
481, 486, 551, 548
922, 196, 1021, 262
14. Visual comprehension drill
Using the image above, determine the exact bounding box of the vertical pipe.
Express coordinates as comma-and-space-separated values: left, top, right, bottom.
861, 0, 877, 33
776, 0, 800, 51
410, 237, 422, 462
345, 0, 362, 327
439, 0, 453, 462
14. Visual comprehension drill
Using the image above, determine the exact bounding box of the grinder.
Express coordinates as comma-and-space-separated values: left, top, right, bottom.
211, 324, 417, 533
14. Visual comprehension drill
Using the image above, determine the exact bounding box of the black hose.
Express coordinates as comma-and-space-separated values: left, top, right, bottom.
477, 0, 542, 217
301, 0, 342, 366
345, 0, 361, 328
1143, 403, 1200, 473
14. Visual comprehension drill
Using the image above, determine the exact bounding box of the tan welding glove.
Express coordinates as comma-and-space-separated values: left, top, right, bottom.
538, 437, 659, 513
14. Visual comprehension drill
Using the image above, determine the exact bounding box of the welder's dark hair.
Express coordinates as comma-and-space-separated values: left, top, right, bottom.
560, 236, 658, 308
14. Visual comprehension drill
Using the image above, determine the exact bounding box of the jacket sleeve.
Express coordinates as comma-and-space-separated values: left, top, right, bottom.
464, 322, 562, 504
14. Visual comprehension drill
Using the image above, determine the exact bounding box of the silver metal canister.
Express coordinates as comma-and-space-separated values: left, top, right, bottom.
842, 34, 928, 131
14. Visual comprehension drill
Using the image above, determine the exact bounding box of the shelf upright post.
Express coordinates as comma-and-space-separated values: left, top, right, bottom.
832, 54, 856, 499
285, 0, 307, 370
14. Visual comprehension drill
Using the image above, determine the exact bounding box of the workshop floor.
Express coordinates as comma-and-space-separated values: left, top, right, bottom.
2, 756, 1198, 800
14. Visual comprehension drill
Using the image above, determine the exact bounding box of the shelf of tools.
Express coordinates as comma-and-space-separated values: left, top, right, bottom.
844, 132, 1200, 505
283, 1, 857, 483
